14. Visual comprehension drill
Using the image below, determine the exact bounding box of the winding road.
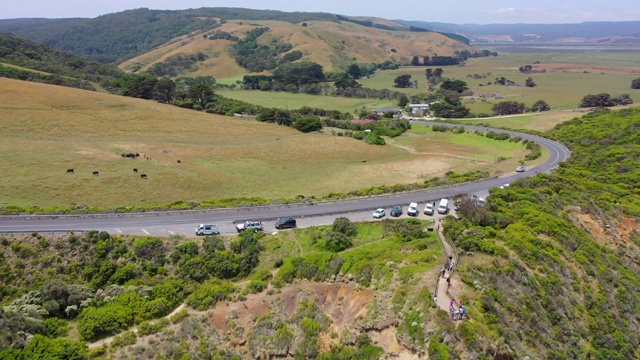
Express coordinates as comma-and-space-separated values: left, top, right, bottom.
0, 122, 571, 236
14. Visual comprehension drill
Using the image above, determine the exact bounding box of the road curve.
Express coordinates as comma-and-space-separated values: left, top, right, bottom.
0, 122, 571, 235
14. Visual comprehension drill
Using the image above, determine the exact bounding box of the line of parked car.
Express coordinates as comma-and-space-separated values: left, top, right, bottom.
195, 216, 298, 236
372, 198, 449, 219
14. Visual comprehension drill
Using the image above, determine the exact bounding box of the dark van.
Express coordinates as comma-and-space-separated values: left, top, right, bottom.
275, 217, 297, 230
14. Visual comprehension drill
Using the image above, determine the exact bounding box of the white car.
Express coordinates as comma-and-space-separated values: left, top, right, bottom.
195, 224, 220, 236
516, 165, 525, 172
236, 220, 264, 233
372, 208, 385, 219
424, 202, 435, 215
407, 202, 419, 216
500, 183, 510, 189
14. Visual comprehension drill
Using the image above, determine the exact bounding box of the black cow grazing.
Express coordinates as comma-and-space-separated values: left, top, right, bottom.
177, 160, 181, 164
66, 169, 74, 173
140, 174, 147, 179
121, 152, 140, 159
92, 171, 99, 176
133, 168, 138, 173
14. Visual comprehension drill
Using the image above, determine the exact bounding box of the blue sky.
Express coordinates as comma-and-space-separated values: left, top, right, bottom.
2, 0, 639, 24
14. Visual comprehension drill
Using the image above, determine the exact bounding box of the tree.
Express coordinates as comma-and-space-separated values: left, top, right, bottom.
492, 101, 527, 115
531, 100, 550, 112
430, 102, 469, 118
188, 76, 216, 109
579, 93, 616, 108
411, 56, 420, 66
519, 64, 533, 73
123, 75, 158, 99
525, 77, 537, 87
631, 78, 640, 89
393, 74, 413, 88
397, 94, 409, 107
292, 116, 323, 133
440, 79, 468, 93
273, 61, 325, 85
152, 77, 176, 103
615, 94, 633, 105
332, 217, 357, 237
346, 64, 361, 79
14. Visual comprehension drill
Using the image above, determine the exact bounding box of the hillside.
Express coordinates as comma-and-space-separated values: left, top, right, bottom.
120, 18, 477, 78
0, 33, 132, 92
0, 7, 478, 75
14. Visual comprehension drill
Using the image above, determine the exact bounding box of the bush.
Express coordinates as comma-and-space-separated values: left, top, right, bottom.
332, 217, 357, 237
186, 280, 235, 310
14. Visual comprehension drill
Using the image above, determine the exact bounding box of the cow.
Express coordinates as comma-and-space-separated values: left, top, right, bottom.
140, 174, 147, 179
66, 169, 74, 173
92, 171, 99, 176
133, 168, 138, 173
177, 160, 181, 164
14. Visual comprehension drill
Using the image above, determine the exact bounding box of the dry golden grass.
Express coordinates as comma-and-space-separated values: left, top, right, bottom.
120, 19, 477, 79
0, 78, 525, 209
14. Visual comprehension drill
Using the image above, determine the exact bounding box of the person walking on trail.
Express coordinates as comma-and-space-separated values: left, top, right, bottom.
446, 277, 451, 288
449, 299, 455, 310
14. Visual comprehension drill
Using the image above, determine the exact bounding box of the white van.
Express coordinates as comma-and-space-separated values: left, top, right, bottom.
195, 224, 220, 236
437, 199, 449, 214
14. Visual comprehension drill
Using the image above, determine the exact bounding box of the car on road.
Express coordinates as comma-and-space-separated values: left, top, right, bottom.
390, 205, 403, 217
424, 202, 435, 215
373, 208, 385, 219
500, 183, 510, 189
275, 217, 297, 230
516, 165, 526, 172
236, 220, 264, 233
407, 202, 419, 216
195, 224, 220, 236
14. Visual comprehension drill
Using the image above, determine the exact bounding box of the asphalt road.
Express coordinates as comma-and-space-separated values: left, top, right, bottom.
0, 122, 570, 236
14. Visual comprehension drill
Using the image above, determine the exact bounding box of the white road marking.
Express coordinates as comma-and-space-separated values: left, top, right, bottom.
168, 230, 175, 235
116, 229, 122, 234
142, 229, 150, 235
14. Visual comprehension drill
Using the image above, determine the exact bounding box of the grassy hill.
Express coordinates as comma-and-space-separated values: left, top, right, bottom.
0, 77, 530, 213
120, 18, 476, 79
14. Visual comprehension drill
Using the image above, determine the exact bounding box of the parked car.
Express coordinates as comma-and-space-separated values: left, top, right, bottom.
407, 202, 419, 216
424, 202, 435, 215
372, 208, 385, 219
275, 217, 297, 230
236, 220, 264, 233
437, 199, 449, 214
195, 224, 220, 236
390, 205, 403, 217
516, 165, 526, 172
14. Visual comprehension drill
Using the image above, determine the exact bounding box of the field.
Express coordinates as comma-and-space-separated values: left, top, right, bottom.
359, 52, 640, 113
0, 78, 527, 210
216, 89, 396, 113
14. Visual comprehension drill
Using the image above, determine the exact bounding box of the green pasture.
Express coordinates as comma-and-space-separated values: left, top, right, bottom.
359, 52, 640, 112
215, 89, 396, 113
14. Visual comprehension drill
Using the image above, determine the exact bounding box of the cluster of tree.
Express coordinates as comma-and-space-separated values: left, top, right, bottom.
203, 30, 238, 41
394, 74, 415, 88
410, 55, 460, 66
425, 68, 444, 85
232, 27, 299, 72
493, 77, 519, 86
256, 108, 323, 133
144, 52, 207, 77
491, 100, 550, 115
579, 93, 633, 108
518, 64, 546, 74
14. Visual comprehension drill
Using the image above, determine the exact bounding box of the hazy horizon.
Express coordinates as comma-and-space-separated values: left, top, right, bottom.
1, 0, 640, 25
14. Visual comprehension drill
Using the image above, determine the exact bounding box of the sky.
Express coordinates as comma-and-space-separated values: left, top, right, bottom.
1, 0, 640, 24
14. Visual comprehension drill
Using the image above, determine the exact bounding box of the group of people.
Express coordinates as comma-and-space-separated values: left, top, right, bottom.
449, 299, 467, 320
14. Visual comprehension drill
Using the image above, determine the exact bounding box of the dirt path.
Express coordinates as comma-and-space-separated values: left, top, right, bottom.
434, 222, 457, 312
